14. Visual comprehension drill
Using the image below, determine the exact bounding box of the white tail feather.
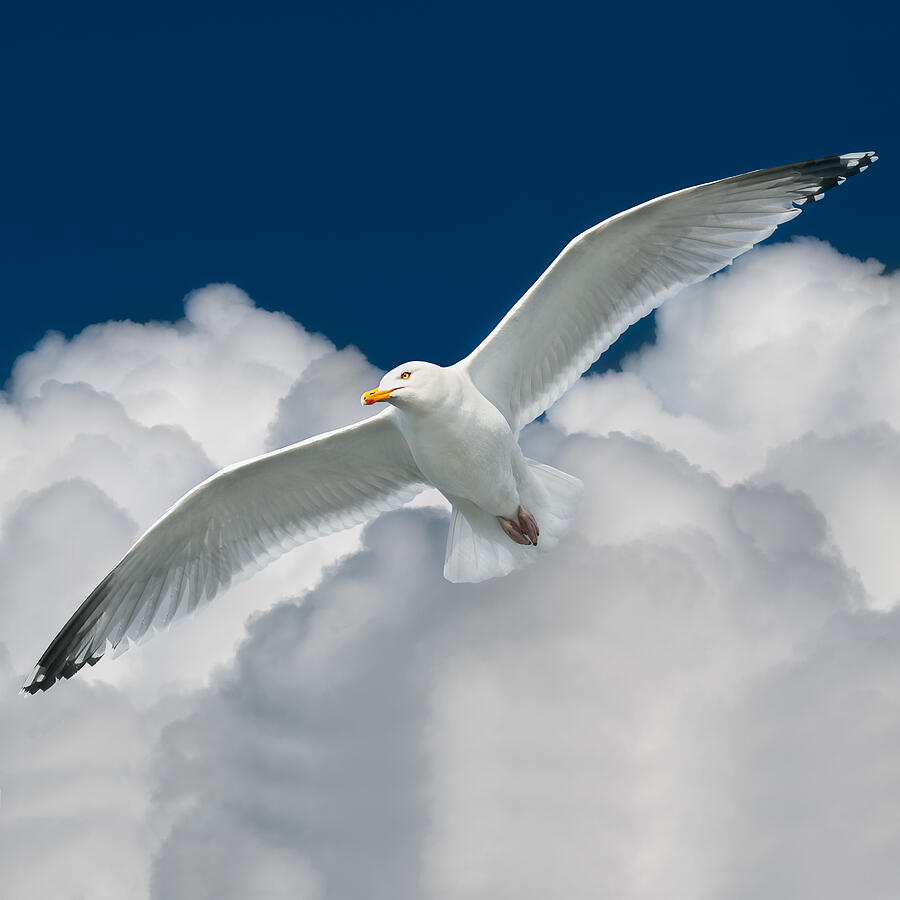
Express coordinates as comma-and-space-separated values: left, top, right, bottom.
443, 459, 583, 583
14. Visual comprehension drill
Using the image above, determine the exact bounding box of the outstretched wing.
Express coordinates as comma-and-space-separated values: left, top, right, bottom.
464, 151, 877, 432
24, 410, 424, 692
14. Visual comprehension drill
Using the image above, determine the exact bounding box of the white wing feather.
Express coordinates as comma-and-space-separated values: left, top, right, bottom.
464, 152, 877, 431
23, 409, 423, 692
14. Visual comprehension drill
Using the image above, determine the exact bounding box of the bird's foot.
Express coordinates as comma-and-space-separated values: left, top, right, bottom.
497, 505, 540, 546
518, 506, 539, 544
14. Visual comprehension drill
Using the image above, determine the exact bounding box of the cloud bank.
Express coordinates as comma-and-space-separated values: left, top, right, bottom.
1, 240, 899, 899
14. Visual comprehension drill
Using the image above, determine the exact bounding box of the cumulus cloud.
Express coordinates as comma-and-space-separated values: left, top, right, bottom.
266, 344, 384, 450
0, 649, 156, 899
550, 239, 899, 480
549, 239, 900, 607
0, 285, 376, 691
146, 458, 898, 899
761, 424, 900, 610
0, 285, 382, 900
9, 284, 329, 465
1, 240, 899, 899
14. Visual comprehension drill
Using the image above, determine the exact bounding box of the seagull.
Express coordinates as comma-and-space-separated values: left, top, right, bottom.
23, 151, 877, 693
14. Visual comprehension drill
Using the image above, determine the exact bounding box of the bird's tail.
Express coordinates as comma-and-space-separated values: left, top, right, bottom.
443, 459, 583, 583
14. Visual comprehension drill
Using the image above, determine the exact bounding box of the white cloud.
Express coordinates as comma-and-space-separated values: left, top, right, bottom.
550, 239, 899, 482
0, 286, 380, 900
266, 343, 384, 450
147, 463, 894, 899
761, 425, 900, 610
0, 649, 156, 900
1, 240, 899, 899
549, 238, 900, 608
0, 285, 379, 691
8, 284, 331, 466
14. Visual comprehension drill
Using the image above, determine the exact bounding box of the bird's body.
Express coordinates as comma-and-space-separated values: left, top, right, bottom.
387, 363, 522, 517
24, 150, 878, 693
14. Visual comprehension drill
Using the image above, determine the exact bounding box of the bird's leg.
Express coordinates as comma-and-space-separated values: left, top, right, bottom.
497, 505, 540, 546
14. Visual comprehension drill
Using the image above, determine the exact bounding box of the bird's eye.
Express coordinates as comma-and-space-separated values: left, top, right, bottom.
400, 371, 411, 380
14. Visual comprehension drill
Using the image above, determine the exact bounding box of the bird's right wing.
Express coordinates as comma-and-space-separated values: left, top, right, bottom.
23, 409, 424, 693
464, 151, 877, 432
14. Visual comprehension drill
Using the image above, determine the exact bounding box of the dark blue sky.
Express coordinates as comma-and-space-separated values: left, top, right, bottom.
3, 1, 897, 381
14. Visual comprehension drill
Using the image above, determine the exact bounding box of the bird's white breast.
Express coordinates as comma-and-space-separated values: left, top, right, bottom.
393, 370, 521, 516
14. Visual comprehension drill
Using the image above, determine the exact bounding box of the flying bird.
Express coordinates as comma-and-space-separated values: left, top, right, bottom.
23, 151, 877, 693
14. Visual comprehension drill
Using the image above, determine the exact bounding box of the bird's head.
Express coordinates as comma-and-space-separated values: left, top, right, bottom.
361, 361, 446, 410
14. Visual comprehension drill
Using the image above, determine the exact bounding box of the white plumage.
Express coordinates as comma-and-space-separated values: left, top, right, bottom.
24, 151, 877, 692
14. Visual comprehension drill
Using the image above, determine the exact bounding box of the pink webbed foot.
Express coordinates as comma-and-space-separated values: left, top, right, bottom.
497, 505, 540, 546
517, 505, 539, 545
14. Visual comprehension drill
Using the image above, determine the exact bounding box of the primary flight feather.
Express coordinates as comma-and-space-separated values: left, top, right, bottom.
24, 151, 877, 693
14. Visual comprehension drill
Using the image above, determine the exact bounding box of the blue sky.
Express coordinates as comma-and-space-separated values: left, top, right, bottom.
3, 0, 896, 381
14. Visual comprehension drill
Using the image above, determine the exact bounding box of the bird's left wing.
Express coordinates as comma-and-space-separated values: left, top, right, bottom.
23, 409, 424, 693
464, 152, 877, 432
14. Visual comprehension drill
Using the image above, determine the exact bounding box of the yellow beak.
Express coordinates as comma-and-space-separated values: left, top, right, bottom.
361, 387, 396, 406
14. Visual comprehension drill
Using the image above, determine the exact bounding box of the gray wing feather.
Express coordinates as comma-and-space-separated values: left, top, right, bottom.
464, 152, 877, 431
23, 410, 423, 692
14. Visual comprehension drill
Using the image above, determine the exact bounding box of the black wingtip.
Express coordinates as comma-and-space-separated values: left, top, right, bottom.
20, 570, 117, 695
21, 665, 48, 695
790, 151, 877, 207
21, 653, 104, 695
